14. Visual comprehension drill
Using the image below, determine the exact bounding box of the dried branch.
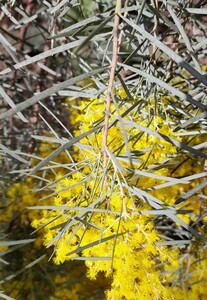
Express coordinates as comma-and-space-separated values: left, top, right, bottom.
102, 0, 122, 171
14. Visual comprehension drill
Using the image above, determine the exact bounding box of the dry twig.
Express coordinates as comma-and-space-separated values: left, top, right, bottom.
102, 0, 122, 171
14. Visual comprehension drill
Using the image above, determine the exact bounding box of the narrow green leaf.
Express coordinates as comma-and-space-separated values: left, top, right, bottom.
132, 169, 189, 184
128, 185, 202, 238
156, 240, 191, 246
175, 180, 207, 205
123, 119, 207, 160
0, 144, 28, 164
28, 205, 120, 214
71, 256, 112, 261
0, 239, 35, 247
29, 124, 102, 175
0, 86, 27, 123
25, 255, 46, 268
174, 112, 207, 131
0, 292, 15, 300
0, 39, 84, 76
121, 15, 207, 87
67, 233, 124, 256
0, 67, 107, 120
119, 63, 207, 112
0, 255, 45, 285
74, 14, 114, 54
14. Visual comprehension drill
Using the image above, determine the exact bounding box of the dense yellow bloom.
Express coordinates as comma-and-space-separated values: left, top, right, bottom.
2, 85, 206, 299
30, 88, 207, 299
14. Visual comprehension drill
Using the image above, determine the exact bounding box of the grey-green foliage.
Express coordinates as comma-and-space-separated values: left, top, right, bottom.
0, 0, 207, 298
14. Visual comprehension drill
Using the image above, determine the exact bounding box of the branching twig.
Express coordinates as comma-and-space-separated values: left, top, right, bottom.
102, 0, 122, 171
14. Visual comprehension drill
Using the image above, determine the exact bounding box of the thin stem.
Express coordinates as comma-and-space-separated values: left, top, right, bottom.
102, 0, 122, 171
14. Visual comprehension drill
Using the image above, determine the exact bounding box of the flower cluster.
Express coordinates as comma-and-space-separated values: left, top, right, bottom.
0, 139, 109, 299
31, 88, 206, 299
0, 140, 71, 225
1, 84, 206, 299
